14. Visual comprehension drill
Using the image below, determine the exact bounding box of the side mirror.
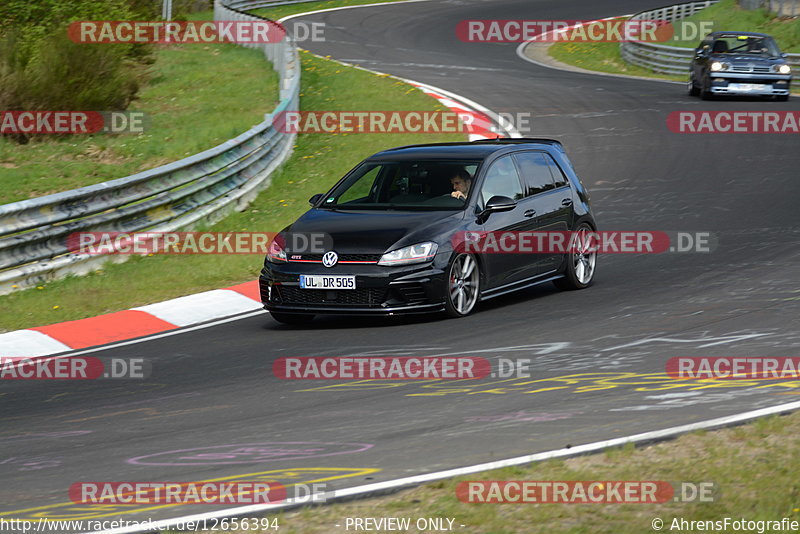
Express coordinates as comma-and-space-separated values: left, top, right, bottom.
781, 52, 788, 58
308, 193, 324, 206
478, 195, 516, 222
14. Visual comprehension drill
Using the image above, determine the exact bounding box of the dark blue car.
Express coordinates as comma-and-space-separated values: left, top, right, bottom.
688, 31, 792, 100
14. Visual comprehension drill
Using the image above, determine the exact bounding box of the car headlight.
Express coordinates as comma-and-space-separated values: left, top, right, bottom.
378, 242, 438, 266
266, 239, 287, 263
776, 64, 791, 74
710, 61, 728, 72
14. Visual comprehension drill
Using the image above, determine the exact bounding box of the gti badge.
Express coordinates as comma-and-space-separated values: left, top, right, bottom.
322, 251, 338, 268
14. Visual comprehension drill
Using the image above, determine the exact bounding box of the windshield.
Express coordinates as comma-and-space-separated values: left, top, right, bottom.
710, 35, 782, 57
321, 160, 481, 210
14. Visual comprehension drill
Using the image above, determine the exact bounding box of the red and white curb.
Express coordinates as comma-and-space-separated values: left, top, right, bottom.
407, 81, 510, 140
0, 281, 262, 358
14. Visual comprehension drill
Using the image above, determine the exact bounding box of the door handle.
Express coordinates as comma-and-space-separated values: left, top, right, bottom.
524, 209, 536, 218
561, 198, 573, 207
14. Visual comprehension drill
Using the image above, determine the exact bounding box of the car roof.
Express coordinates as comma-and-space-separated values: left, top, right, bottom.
708, 31, 773, 39
368, 138, 564, 161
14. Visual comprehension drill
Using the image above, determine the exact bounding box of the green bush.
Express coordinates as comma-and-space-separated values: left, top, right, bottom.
0, 0, 156, 143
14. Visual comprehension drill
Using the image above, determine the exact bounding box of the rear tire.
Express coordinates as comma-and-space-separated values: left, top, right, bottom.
554, 223, 597, 290
444, 253, 480, 318
687, 74, 700, 97
776, 94, 789, 102
270, 312, 315, 325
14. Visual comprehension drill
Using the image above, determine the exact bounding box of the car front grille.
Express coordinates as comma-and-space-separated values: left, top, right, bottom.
288, 253, 381, 263
731, 65, 771, 73
272, 286, 387, 307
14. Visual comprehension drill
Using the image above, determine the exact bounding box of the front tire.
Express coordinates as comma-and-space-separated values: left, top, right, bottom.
554, 223, 597, 290
270, 312, 315, 325
776, 94, 789, 102
444, 253, 480, 317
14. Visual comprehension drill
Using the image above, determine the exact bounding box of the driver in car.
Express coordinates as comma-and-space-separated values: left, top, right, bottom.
746, 38, 766, 54
450, 169, 472, 201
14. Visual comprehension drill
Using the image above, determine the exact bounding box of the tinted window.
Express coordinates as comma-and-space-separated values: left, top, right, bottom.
543, 153, 569, 188
336, 164, 381, 204
480, 155, 524, 205
514, 152, 555, 196
710, 35, 782, 57
324, 160, 481, 210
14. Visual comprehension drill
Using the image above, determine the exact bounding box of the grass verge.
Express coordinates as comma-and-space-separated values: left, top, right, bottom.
251, 0, 410, 21
548, 40, 686, 82
0, 50, 463, 331
664, 0, 800, 50
0, 12, 278, 204
169, 410, 800, 533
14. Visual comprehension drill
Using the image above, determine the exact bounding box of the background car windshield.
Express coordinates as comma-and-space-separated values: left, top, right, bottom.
711, 35, 782, 57
323, 160, 480, 209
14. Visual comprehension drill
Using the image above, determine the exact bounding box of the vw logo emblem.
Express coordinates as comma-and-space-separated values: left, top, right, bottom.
322, 251, 338, 268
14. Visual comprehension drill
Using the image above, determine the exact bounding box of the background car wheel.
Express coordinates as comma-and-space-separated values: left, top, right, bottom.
270, 312, 315, 324
776, 94, 789, 102
554, 223, 597, 290
700, 78, 714, 100
444, 253, 480, 318
687, 74, 700, 97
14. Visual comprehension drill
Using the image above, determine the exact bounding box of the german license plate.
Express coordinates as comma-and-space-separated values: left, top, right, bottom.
299, 275, 356, 289
730, 83, 767, 91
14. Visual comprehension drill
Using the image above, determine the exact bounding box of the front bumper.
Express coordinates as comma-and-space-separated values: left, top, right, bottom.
709, 72, 791, 96
260, 256, 449, 315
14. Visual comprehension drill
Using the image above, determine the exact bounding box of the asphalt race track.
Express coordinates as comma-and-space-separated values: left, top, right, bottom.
2, 0, 800, 529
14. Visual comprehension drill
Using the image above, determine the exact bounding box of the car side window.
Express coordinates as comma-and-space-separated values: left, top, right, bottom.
543, 153, 569, 188
513, 152, 556, 196
337, 164, 383, 204
479, 155, 524, 206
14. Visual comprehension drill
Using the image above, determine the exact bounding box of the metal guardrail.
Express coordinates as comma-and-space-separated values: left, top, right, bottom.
0, 0, 300, 294
766, 0, 800, 16
620, 0, 800, 75
225, 0, 321, 10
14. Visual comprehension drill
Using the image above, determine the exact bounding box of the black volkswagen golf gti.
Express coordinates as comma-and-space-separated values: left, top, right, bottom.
260, 138, 596, 323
